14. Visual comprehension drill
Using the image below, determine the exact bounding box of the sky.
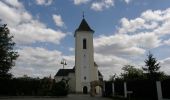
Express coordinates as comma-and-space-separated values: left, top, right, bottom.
0, 0, 170, 80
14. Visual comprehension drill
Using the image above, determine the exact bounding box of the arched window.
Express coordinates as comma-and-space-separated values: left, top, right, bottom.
83, 39, 86, 49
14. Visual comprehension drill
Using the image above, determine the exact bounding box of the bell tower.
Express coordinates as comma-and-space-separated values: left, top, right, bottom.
74, 17, 98, 93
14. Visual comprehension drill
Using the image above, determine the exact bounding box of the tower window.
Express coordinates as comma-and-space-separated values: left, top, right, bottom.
83, 39, 86, 49
84, 76, 86, 80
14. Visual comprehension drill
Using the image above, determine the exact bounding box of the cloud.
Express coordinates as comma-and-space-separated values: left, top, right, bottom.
0, 0, 66, 45
3, 0, 23, 8
160, 58, 170, 74
36, 0, 53, 6
52, 14, 65, 28
94, 33, 160, 56
118, 17, 158, 34
11, 47, 74, 78
94, 8, 170, 57
69, 47, 75, 52
91, 0, 114, 11
73, 0, 90, 5
94, 53, 129, 79
93, 8, 170, 79
72, 0, 135, 11
163, 39, 170, 46
124, 0, 132, 4
141, 9, 170, 36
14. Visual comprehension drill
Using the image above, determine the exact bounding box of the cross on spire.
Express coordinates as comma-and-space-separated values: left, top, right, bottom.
83, 11, 85, 19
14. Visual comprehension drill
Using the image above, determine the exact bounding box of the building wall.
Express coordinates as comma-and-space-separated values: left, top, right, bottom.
55, 76, 68, 82
68, 73, 76, 92
75, 31, 98, 93
54, 73, 76, 92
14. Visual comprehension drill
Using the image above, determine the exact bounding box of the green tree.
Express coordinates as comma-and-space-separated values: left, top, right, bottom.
121, 65, 144, 80
0, 24, 19, 79
142, 52, 163, 80
142, 52, 160, 74
51, 79, 69, 96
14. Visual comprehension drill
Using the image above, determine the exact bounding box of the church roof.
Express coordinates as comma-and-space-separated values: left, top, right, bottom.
55, 68, 102, 77
55, 68, 75, 76
75, 18, 94, 32
98, 71, 103, 77
55, 65, 103, 77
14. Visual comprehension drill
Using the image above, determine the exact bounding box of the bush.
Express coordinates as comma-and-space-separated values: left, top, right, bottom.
0, 77, 69, 96
51, 80, 69, 96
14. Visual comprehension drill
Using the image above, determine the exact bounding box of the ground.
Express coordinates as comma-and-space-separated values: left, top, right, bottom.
0, 94, 112, 100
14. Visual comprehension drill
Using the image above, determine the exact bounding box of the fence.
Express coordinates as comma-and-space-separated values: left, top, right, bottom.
111, 79, 170, 100
161, 79, 170, 99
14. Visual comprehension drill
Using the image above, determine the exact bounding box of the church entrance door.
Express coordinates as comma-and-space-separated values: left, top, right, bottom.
83, 86, 88, 94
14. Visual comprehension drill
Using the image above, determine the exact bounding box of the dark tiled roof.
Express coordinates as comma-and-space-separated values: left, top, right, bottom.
55, 66, 102, 77
75, 18, 94, 32
55, 68, 75, 76
98, 71, 103, 77
94, 62, 98, 67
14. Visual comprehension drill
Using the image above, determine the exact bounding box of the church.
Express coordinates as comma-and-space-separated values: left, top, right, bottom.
55, 17, 103, 94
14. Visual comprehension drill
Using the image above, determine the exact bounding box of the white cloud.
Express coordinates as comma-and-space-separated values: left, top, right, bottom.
124, 0, 132, 4
73, 0, 90, 5
52, 14, 65, 28
36, 0, 53, 6
69, 47, 75, 52
118, 17, 159, 34
160, 58, 170, 74
0, 0, 66, 44
91, 0, 114, 11
3, 0, 23, 8
94, 53, 129, 79
163, 39, 170, 46
11, 47, 74, 78
72, 0, 134, 11
94, 33, 160, 56
93, 8, 170, 79
91, 2, 103, 11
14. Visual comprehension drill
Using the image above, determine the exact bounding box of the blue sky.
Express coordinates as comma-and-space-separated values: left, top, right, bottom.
0, 0, 170, 79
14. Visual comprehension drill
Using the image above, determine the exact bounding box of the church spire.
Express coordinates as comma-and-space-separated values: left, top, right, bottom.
75, 15, 94, 32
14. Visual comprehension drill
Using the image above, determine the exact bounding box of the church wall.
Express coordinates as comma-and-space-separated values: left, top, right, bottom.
68, 73, 76, 92
54, 73, 76, 92
55, 76, 68, 82
75, 31, 98, 93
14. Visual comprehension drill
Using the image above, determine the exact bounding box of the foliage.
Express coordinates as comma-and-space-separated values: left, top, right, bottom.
142, 52, 164, 80
142, 52, 161, 74
51, 79, 69, 96
0, 76, 69, 96
0, 24, 19, 79
120, 65, 144, 81
109, 74, 117, 81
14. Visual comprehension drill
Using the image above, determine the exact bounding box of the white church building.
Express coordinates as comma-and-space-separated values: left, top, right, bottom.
55, 17, 103, 94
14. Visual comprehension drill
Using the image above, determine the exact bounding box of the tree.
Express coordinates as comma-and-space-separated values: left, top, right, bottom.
0, 24, 19, 79
51, 80, 69, 96
121, 65, 144, 80
142, 52, 160, 74
142, 52, 162, 80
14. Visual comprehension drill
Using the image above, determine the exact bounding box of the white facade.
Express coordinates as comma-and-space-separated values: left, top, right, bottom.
55, 18, 101, 94
75, 30, 98, 93
55, 72, 76, 92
